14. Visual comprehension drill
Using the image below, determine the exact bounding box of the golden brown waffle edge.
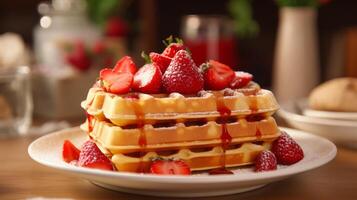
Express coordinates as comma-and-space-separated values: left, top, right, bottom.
82, 86, 279, 126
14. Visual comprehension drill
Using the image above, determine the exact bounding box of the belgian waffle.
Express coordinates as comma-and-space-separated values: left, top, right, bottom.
108, 141, 273, 172
82, 82, 279, 126
80, 117, 279, 153
80, 77, 281, 173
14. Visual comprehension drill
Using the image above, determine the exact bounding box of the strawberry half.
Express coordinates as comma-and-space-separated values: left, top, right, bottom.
78, 140, 113, 171
62, 140, 80, 163
113, 56, 137, 75
133, 63, 162, 93
162, 50, 204, 94
201, 60, 235, 90
150, 159, 191, 175
255, 150, 277, 172
271, 131, 304, 165
99, 68, 133, 94
149, 52, 172, 73
230, 71, 253, 89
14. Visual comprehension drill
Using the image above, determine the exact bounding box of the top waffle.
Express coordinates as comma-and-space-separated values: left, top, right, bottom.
82, 82, 279, 126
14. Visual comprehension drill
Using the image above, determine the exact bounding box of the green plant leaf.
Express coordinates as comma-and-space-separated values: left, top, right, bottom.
228, 0, 259, 38
86, 0, 121, 26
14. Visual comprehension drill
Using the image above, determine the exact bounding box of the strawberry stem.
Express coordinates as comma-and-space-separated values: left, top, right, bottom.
141, 51, 151, 64
163, 35, 174, 46
162, 35, 184, 46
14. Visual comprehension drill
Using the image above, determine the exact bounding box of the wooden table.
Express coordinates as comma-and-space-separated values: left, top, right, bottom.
1, 133, 357, 200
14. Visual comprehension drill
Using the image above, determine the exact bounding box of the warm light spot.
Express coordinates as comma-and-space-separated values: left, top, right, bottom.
40, 16, 52, 28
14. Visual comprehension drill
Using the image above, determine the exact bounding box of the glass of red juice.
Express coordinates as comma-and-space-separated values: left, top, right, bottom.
181, 15, 238, 68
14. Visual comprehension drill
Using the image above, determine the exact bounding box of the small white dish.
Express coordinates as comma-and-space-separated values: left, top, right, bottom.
303, 109, 357, 121
278, 99, 357, 145
297, 99, 357, 121
28, 127, 336, 197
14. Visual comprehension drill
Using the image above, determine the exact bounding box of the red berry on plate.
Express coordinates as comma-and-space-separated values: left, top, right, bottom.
62, 140, 80, 163
255, 150, 277, 172
271, 131, 304, 165
150, 159, 191, 175
230, 71, 253, 89
162, 43, 186, 58
133, 63, 162, 93
99, 68, 133, 94
201, 60, 235, 90
113, 56, 137, 75
162, 50, 203, 94
78, 140, 113, 171
150, 52, 172, 72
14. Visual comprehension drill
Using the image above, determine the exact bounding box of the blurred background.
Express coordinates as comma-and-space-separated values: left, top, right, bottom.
0, 0, 356, 135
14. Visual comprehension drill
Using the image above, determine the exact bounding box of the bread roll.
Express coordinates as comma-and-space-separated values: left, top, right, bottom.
309, 78, 357, 112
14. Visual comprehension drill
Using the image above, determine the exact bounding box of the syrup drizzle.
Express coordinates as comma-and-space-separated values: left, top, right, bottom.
255, 128, 262, 139
209, 93, 233, 175
129, 94, 147, 173
249, 96, 258, 113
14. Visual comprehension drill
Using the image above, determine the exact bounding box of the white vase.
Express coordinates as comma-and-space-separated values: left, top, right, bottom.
273, 7, 320, 103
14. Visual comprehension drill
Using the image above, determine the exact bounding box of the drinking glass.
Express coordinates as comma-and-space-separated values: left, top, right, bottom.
0, 66, 32, 137
181, 15, 238, 67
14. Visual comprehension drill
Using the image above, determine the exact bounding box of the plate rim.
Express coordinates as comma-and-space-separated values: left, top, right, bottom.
28, 127, 337, 184
278, 100, 357, 127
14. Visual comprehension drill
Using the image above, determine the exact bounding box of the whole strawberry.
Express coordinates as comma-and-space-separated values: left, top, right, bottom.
162, 43, 186, 58
255, 150, 277, 172
271, 131, 304, 165
78, 140, 113, 171
161, 36, 186, 58
162, 50, 204, 94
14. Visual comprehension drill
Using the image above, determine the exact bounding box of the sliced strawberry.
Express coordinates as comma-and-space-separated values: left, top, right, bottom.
255, 150, 277, 172
62, 140, 80, 163
149, 52, 172, 72
150, 159, 191, 175
78, 140, 113, 171
113, 56, 137, 75
162, 50, 204, 94
133, 63, 162, 93
99, 68, 133, 94
230, 71, 253, 89
271, 131, 304, 165
201, 60, 235, 90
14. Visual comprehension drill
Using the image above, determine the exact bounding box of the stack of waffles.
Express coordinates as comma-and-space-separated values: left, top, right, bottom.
80, 81, 281, 173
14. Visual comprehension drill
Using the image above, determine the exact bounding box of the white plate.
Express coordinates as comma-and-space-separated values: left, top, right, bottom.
28, 127, 336, 197
278, 100, 357, 145
303, 109, 357, 121
297, 99, 357, 121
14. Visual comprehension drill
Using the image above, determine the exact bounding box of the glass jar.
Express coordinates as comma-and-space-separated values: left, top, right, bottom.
34, 0, 101, 73
0, 66, 32, 137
